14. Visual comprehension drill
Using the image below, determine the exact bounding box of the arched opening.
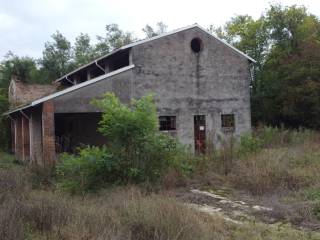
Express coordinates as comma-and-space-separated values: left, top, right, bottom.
191, 38, 203, 53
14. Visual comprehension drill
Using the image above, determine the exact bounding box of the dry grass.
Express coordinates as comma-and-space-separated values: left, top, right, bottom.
187, 128, 320, 230
229, 139, 320, 195
1, 157, 319, 240
195, 127, 320, 196
1, 127, 320, 239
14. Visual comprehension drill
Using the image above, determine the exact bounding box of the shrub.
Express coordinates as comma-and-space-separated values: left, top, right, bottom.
93, 93, 193, 182
254, 126, 317, 148
27, 164, 56, 189
0, 93, 9, 151
238, 134, 262, 157
57, 137, 190, 194
57, 93, 191, 193
56, 146, 112, 194
305, 188, 320, 201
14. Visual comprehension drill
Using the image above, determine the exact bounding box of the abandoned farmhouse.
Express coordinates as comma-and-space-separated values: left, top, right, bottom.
6, 24, 255, 166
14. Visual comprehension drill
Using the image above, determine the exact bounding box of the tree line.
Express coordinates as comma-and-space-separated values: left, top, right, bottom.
210, 4, 320, 129
0, 22, 168, 89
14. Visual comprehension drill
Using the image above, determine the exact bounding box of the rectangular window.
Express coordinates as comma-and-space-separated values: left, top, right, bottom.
221, 114, 235, 131
159, 116, 176, 131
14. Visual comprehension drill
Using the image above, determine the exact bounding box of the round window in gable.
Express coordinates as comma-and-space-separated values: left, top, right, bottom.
191, 38, 203, 53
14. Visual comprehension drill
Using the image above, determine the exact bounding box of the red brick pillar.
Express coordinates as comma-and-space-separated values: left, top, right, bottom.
15, 115, 23, 161
22, 115, 30, 161
42, 101, 56, 166
11, 119, 15, 154
30, 108, 43, 165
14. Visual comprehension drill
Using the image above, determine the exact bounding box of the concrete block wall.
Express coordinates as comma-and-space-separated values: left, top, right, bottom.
131, 27, 252, 150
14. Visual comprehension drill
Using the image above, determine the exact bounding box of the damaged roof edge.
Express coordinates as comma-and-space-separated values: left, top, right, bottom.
55, 24, 256, 83
4, 65, 135, 116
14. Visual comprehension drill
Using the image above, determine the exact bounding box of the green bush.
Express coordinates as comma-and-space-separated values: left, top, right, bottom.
57, 93, 190, 193
0, 92, 9, 151
254, 126, 316, 147
236, 126, 318, 158
56, 146, 113, 194
238, 134, 262, 157
93, 93, 190, 183
305, 188, 320, 201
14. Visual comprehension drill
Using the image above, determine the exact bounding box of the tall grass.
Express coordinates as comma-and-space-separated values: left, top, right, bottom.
1, 155, 319, 240
197, 127, 320, 194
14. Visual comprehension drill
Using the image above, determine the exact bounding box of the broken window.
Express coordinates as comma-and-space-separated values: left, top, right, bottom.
159, 116, 176, 131
191, 38, 203, 53
221, 114, 235, 132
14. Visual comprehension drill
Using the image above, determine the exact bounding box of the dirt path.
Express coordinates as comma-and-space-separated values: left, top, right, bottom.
174, 188, 320, 231
173, 188, 320, 231
175, 188, 273, 225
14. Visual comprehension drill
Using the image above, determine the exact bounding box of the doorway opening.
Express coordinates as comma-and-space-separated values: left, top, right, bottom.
194, 115, 206, 153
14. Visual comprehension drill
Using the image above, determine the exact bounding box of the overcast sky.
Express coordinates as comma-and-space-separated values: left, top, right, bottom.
0, 0, 319, 60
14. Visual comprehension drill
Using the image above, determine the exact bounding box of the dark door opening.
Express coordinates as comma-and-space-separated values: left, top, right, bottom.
194, 115, 206, 153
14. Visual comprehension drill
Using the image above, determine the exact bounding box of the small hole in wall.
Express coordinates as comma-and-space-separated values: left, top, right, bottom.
191, 38, 203, 53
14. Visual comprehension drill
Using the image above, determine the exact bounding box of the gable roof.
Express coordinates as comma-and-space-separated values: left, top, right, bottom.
8, 78, 57, 108
55, 24, 256, 83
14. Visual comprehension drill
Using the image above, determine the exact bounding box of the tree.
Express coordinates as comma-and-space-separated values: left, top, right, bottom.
73, 33, 95, 67
0, 52, 42, 89
210, 15, 269, 68
0, 88, 9, 150
213, 4, 320, 129
256, 5, 320, 128
142, 22, 168, 38
95, 24, 135, 56
40, 31, 73, 81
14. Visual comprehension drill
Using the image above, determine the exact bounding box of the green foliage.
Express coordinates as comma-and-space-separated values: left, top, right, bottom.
0, 91, 9, 151
56, 146, 112, 194
142, 22, 168, 38
238, 134, 262, 157
313, 202, 320, 220
215, 4, 320, 129
93, 93, 183, 183
40, 31, 73, 81
92, 93, 158, 146
57, 94, 190, 193
73, 33, 96, 67
305, 188, 320, 201
0, 152, 16, 168
0, 52, 43, 87
95, 24, 135, 56
236, 126, 317, 158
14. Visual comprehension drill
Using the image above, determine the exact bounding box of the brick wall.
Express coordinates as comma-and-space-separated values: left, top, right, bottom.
22, 115, 30, 161
30, 107, 43, 165
15, 116, 23, 160
11, 120, 15, 154
42, 101, 56, 166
